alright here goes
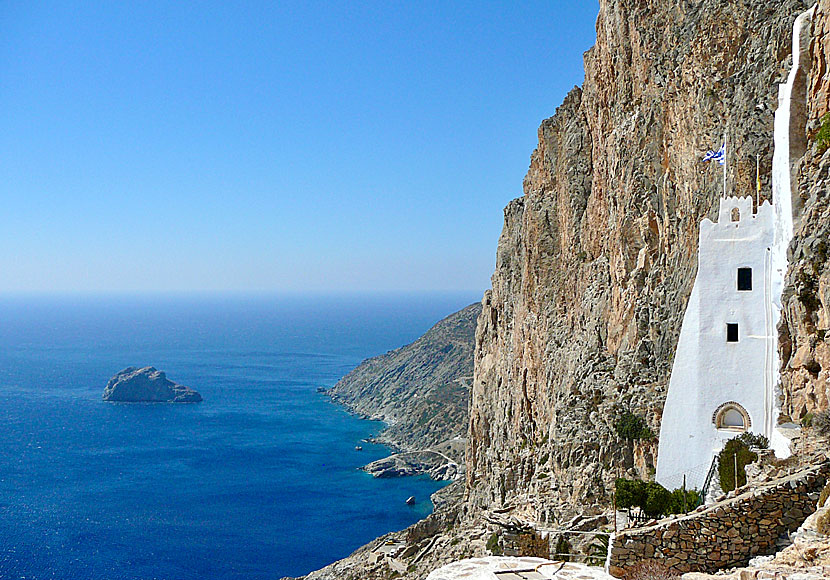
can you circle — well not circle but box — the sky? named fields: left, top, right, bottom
left=0, top=1, right=599, bottom=294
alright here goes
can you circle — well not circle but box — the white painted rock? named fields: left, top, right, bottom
left=425, top=557, right=615, bottom=580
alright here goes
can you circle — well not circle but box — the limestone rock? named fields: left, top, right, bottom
left=779, top=0, right=830, bottom=424
left=466, top=0, right=814, bottom=522
left=103, top=367, right=202, bottom=403
left=329, top=303, right=480, bottom=467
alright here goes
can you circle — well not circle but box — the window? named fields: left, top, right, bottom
left=731, top=207, right=740, bottom=222
left=721, top=408, right=746, bottom=428
left=727, top=323, right=739, bottom=342
left=713, top=402, right=751, bottom=431
left=738, top=267, right=752, bottom=291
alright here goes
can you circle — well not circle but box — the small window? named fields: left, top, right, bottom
left=721, top=408, right=746, bottom=429
left=731, top=208, right=740, bottom=222
left=727, top=323, right=739, bottom=342
left=737, top=267, right=752, bottom=291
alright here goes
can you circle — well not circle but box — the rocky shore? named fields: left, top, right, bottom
left=327, top=303, right=479, bottom=476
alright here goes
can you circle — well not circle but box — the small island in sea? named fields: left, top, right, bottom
left=103, top=367, right=202, bottom=403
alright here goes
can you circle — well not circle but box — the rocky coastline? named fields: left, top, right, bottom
left=326, top=302, right=479, bottom=479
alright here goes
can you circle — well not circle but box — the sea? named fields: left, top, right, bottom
left=0, top=292, right=479, bottom=580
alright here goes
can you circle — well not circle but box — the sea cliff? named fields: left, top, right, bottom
left=300, top=1, right=830, bottom=578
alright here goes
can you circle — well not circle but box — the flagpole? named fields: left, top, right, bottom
left=756, top=154, right=761, bottom=210
left=722, top=131, right=727, bottom=198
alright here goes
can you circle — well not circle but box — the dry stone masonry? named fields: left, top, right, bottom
left=608, top=461, right=830, bottom=577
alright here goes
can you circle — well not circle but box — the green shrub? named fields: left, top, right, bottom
left=814, top=112, right=830, bottom=154
left=615, top=479, right=683, bottom=517
left=642, top=482, right=672, bottom=518
left=615, top=478, right=647, bottom=510
left=737, top=432, right=769, bottom=450
left=615, top=412, right=655, bottom=440
left=802, top=412, right=815, bottom=427
left=486, top=532, right=501, bottom=556
left=718, top=437, right=758, bottom=492
left=819, top=483, right=830, bottom=508
left=553, top=535, right=571, bottom=562
left=668, top=488, right=701, bottom=514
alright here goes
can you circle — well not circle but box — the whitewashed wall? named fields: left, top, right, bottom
left=656, top=197, right=775, bottom=490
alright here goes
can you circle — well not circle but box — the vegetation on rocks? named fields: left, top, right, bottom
left=616, top=479, right=700, bottom=517
left=813, top=112, right=830, bottom=154
left=614, top=412, right=655, bottom=441
left=485, top=532, right=501, bottom=556
left=718, top=436, right=762, bottom=492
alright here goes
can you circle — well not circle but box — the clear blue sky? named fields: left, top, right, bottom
left=0, top=1, right=599, bottom=294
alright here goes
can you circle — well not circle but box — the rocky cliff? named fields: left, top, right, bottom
left=329, top=303, right=480, bottom=460
left=779, top=0, right=830, bottom=422
left=466, top=0, right=815, bottom=524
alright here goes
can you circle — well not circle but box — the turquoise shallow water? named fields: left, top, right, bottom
left=0, top=293, right=477, bottom=579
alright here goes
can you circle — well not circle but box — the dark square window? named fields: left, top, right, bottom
left=727, top=323, right=739, bottom=342
left=738, top=267, right=752, bottom=291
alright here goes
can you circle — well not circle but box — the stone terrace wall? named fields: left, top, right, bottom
left=608, top=462, right=830, bottom=577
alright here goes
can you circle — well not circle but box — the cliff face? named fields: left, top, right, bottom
left=466, top=0, right=813, bottom=522
left=779, top=0, right=830, bottom=421
left=329, top=303, right=480, bottom=456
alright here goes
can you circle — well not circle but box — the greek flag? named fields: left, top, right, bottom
left=702, top=143, right=725, bottom=165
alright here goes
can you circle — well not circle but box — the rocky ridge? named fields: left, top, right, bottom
left=328, top=303, right=480, bottom=468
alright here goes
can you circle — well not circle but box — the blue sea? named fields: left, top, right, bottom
left=0, top=292, right=478, bottom=580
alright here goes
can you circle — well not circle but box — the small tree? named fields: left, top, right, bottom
left=718, top=437, right=758, bottom=492
left=615, top=478, right=647, bottom=510
left=642, top=482, right=672, bottom=518
left=668, top=488, right=700, bottom=514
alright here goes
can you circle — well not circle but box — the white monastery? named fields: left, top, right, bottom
left=656, top=7, right=816, bottom=491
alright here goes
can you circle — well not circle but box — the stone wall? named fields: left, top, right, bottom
left=608, top=461, right=830, bottom=577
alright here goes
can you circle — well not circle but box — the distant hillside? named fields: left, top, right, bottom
left=328, top=302, right=481, bottom=458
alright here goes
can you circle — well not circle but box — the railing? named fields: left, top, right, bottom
left=699, top=454, right=720, bottom=506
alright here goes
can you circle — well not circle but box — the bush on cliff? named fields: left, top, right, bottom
left=615, top=479, right=675, bottom=518
left=814, top=112, right=830, bottom=154
left=614, top=412, right=655, bottom=440
left=718, top=437, right=758, bottom=492
left=486, top=532, right=501, bottom=556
